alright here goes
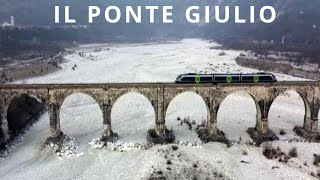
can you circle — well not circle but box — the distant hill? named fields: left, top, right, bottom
left=0, top=0, right=95, bottom=25
left=202, top=0, right=320, bottom=44
left=0, top=0, right=198, bottom=38
left=0, top=0, right=319, bottom=44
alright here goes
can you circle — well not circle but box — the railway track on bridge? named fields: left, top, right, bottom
left=0, top=81, right=319, bottom=89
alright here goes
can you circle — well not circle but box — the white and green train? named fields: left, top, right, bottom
left=175, top=72, right=277, bottom=84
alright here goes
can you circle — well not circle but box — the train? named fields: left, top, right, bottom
left=175, top=72, right=277, bottom=84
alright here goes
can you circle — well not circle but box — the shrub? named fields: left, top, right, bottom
left=247, top=128, right=279, bottom=146
left=263, top=144, right=275, bottom=159
left=313, top=154, right=320, bottom=166
left=289, top=147, right=298, bottom=158
left=242, top=150, right=248, bottom=155
left=196, top=128, right=230, bottom=146
left=263, top=144, right=288, bottom=160
left=171, top=145, right=178, bottom=151
left=193, top=163, right=198, bottom=168
left=146, top=129, right=175, bottom=144
left=218, top=52, right=226, bottom=56
left=279, top=129, right=286, bottom=135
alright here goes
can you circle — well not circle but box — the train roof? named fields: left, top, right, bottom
left=180, top=72, right=274, bottom=75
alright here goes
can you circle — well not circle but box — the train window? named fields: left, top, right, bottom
left=184, top=76, right=195, bottom=82
left=242, top=75, right=254, bottom=81
left=214, top=76, right=227, bottom=82
left=180, top=77, right=186, bottom=81
left=201, top=76, right=213, bottom=82
left=260, top=75, right=273, bottom=81
left=231, top=75, right=240, bottom=82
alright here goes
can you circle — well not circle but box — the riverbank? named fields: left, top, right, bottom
left=0, top=52, right=65, bottom=84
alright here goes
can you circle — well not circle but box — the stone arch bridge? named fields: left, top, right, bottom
left=0, top=82, right=319, bottom=144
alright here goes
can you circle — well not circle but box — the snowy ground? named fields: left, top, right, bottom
left=1, top=39, right=320, bottom=179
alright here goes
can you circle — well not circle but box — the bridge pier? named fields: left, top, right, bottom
left=256, top=99, right=272, bottom=134
left=206, top=99, right=218, bottom=135
left=102, top=103, right=112, bottom=138
left=155, top=123, right=166, bottom=135
left=256, top=118, right=269, bottom=134
left=0, top=106, right=9, bottom=146
left=304, top=104, right=319, bottom=132
left=48, top=103, right=61, bottom=137
left=304, top=117, right=318, bottom=133
left=155, top=87, right=166, bottom=135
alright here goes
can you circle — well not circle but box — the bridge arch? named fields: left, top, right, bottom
left=164, top=89, right=211, bottom=119
left=59, top=93, right=104, bottom=142
left=269, top=90, right=312, bottom=134
left=108, top=88, right=157, bottom=107
left=217, top=91, right=261, bottom=140
left=56, top=90, right=103, bottom=110
left=110, top=92, right=155, bottom=142
left=2, top=93, right=45, bottom=138
left=165, top=91, right=209, bottom=140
